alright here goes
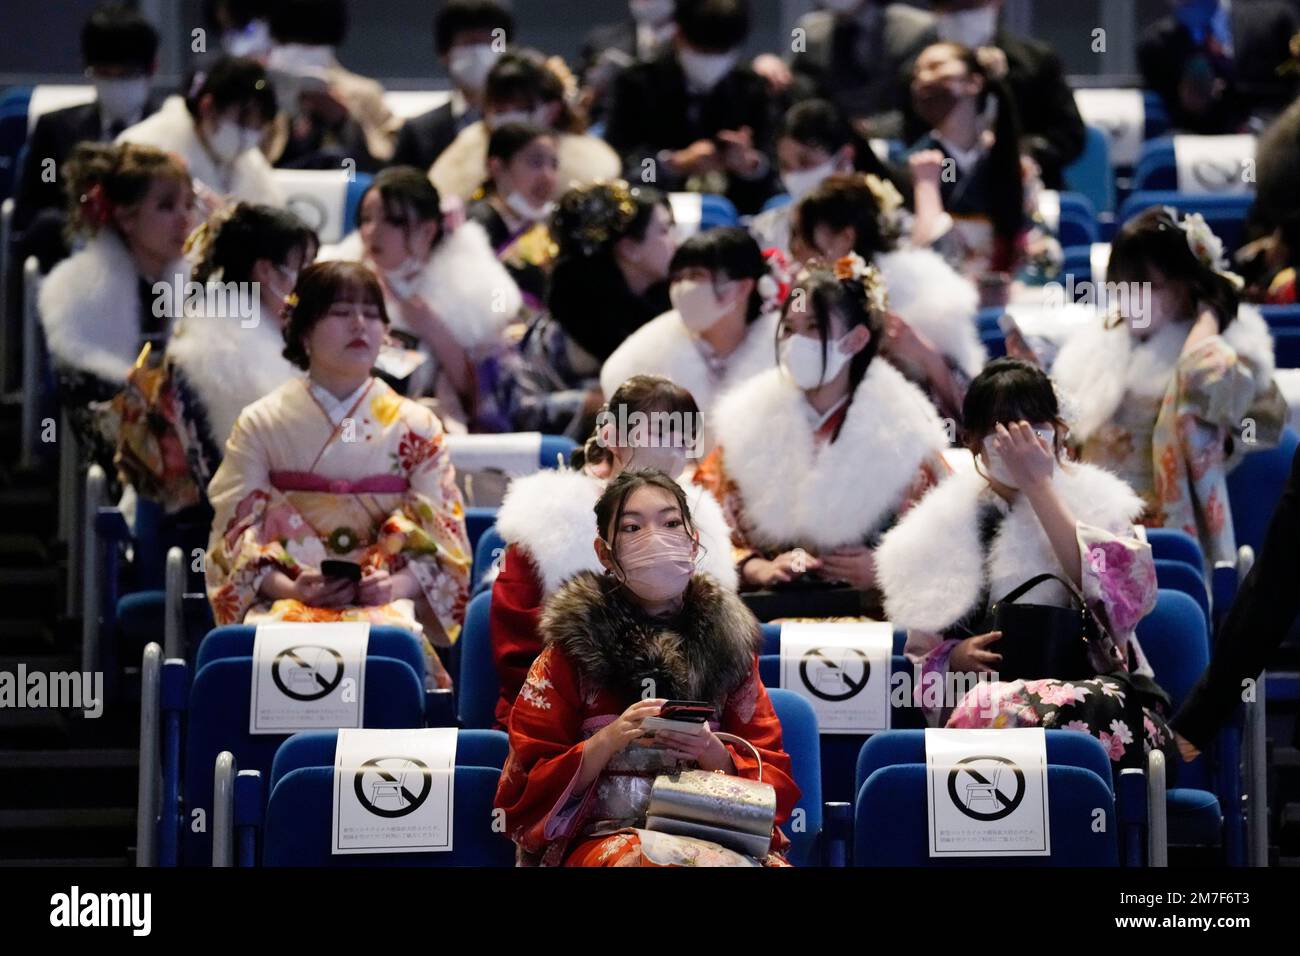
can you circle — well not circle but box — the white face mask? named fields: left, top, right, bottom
left=486, top=106, right=546, bottom=131
left=781, top=157, right=838, bottom=203
left=671, top=279, right=735, bottom=333
left=936, top=6, right=999, bottom=48
left=448, top=43, right=499, bottom=94
left=94, top=77, right=151, bottom=125
left=979, top=426, right=1056, bottom=489
left=207, top=119, right=259, bottom=163
left=504, top=190, right=556, bottom=223
left=223, top=18, right=273, bottom=59
left=624, top=444, right=688, bottom=478
left=779, top=332, right=855, bottom=390
left=678, top=47, right=739, bottom=92
left=630, top=0, right=676, bottom=25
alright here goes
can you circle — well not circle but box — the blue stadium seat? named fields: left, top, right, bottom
left=766, top=688, right=822, bottom=867
left=1272, top=328, right=1300, bottom=367
left=1226, top=427, right=1299, bottom=557
left=761, top=193, right=793, bottom=214
left=1131, top=137, right=1179, bottom=192
left=464, top=506, right=497, bottom=559
left=758, top=622, right=906, bottom=657
left=472, top=524, right=506, bottom=594
left=457, top=590, right=498, bottom=729
left=1055, top=192, right=1100, bottom=248
left=1063, top=126, right=1115, bottom=214
left=699, top=194, right=740, bottom=230
left=1155, top=559, right=1210, bottom=623
left=1060, top=244, right=1094, bottom=284
left=261, top=765, right=514, bottom=866
left=853, top=764, right=1119, bottom=866
left=1145, top=527, right=1204, bottom=572
left=176, top=654, right=425, bottom=865
left=1117, top=191, right=1254, bottom=253
left=268, top=728, right=509, bottom=794
left=854, top=729, right=1113, bottom=805
left=195, top=624, right=426, bottom=679
left=1142, top=91, right=1170, bottom=140
left=0, top=87, right=33, bottom=199
left=1258, top=304, right=1300, bottom=328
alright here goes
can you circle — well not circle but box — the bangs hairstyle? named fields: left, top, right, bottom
left=578, top=374, right=702, bottom=469
left=487, top=121, right=555, bottom=166
left=675, top=0, right=750, bottom=52
left=669, top=227, right=767, bottom=324
left=593, top=469, right=699, bottom=560
left=961, top=357, right=1067, bottom=452
left=780, top=263, right=884, bottom=442
left=362, top=165, right=445, bottom=241
left=83, top=1, right=160, bottom=69
left=282, top=260, right=389, bottom=369
left=186, top=55, right=277, bottom=123
left=434, top=0, right=515, bottom=55
left=1107, top=206, right=1240, bottom=330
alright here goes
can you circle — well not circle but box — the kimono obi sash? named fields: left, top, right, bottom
left=581, top=725, right=695, bottom=835
left=269, top=470, right=410, bottom=495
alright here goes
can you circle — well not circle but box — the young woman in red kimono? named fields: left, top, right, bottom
left=489, top=375, right=737, bottom=728
left=494, top=470, right=800, bottom=867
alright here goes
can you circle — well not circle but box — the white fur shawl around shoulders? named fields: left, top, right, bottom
left=877, top=247, right=985, bottom=378
left=494, top=467, right=739, bottom=595
left=711, top=361, right=950, bottom=551
left=875, top=461, right=1146, bottom=633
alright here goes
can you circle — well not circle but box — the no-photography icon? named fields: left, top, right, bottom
left=353, top=756, right=433, bottom=818
left=945, top=754, right=1026, bottom=822
left=271, top=644, right=345, bottom=701
left=798, top=646, right=870, bottom=702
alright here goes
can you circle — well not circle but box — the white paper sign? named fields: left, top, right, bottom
left=445, top=432, right=543, bottom=477
left=1073, top=88, right=1144, bottom=167
left=331, top=727, right=458, bottom=854
left=779, top=622, right=892, bottom=734
left=925, top=727, right=1050, bottom=858
left=250, top=622, right=369, bottom=735
left=1173, top=134, right=1255, bottom=195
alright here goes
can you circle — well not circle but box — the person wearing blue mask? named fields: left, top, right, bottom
left=1139, top=0, right=1299, bottom=134
left=604, top=0, right=778, bottom=215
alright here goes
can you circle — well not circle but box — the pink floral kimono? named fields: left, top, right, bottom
left=205, top=377, right=471, bottom=651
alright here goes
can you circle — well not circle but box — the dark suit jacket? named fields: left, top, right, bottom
left=391, top=102, right=465, bottom=173
left=14, top=102, right=108, bottom=232
left=995, top=31, right=1086, bottom=189
left=604, top=52, right=778, bottom=214
left=1173, top=448, right=1300, bottom=749
left=1139, top=0, right=1300, bottom=134
left=580, top=21, right=637, bottom=78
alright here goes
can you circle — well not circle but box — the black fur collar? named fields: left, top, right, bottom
left=540, top=571, right=761, bottom=706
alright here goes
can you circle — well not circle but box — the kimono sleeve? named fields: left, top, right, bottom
left=204, top=411, right=287, bottom=625
left=376, top=402, right=471, bottom=644
left=1076, top=521, right=1158, bottom=642
left=494, top=646, right=598, bottom=855
left=489, top=544, right=546, bottom=727
left=720, top=657, right=801, bottom=835
left=1177, top=335, right=1263, bottom=429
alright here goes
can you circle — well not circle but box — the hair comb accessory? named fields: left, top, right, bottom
left=757, top=247, right=793, bottom=314
left=862, top=173, right=905, bottom=241
left=832, top=253, right=889, bottom=313
left=559, top=180, right=640, bottom=257
left=1174, top=210, right=1245, bottom=291
left=80, top=182, right=113, bottom=228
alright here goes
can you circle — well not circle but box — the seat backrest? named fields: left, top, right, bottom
left=472, top=526, right=507, bottom=593
left=1062, top=125, right=1115, bottom=214
left=854, top=764, right=1118, bottom=866
left=194, top=625, right=426, bottom=684
left=1144, top=527, right=1205, bottom=571
left=269, top=728, right=509, bottom=792
left=273, top=168, right=372, bottom=243
left=181, top=655, right=424, bottom=865
left=1136, top=588, right=1211, bottom=789
left=1039, top=190, right=1099, bottom=248
left=457, top=590, right=498, bottom=729
left=262, top=765, right=514, bottom=866
left=538, top=434, right=578, bottom=470
left=1226, top=428, right=1299, bottom=557
left=765, top=688, right=822, bottom=867
left=854, top=729, right=1113, bottom=803
left=464, top=506, right=497, bottom=558
left=1117, top=191, right=1253, bottom=253
left=1154, top=559, right=1210, bottom=623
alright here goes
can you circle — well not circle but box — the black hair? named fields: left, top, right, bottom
left=282, top=260, right=388, bottom=369
left=185, top=56, right=277, bottom=123
left=1107, top=206, right=1240, bottom=330
left=594, top=469, right=699, bottom=569
left=485, top=48, right=583, bottom=133
left=961, top=357, right=1067, bottom=453
left=794, top=174, right=898, bottom=259
left=203, top=0, right=271, bottom=30
left=913, top=42, right=1025, bottom=244
left=83, top=1, right=159, bottom=70
left=434, top=0, right=515, bottom=56
left=268, top=0, right=348, bottom=46
left=675, top=0, right=750, bottom=52
left=669, top=227, right=767, bottom=324
left=780, top=262, right=885, bottom=442
left=359, top=165, right=446, bottom=250
left=551, top=181, right=668, bottom=260
left=486, top=121, right=554, bottom=166
left=578, top=374, right=702, bottom=470
left=192, top=203, right=318, bottom=285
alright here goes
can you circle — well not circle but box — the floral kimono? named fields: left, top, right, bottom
left=696, top=362, right=950, bottom=580
left=205, top=376, right=471, bottom=649
left=874, top=461, right=1173, bottom=772
left=1053, top=305, right=1287, bottom=566
left=495, top=572, right=800, bottom=867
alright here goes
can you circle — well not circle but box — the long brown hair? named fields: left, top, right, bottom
left=576, top=374, right=701, bottom=470
left=63, top=141, right=191, bottom=240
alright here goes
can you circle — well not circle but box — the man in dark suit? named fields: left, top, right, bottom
left=918, top=0, right=1084, bottom=189
left=12, top=2, right=161, bottom=268
left=579, top=1, right=678, bottom=124
left=391, top=0, right=516, bottom=172
left=783, top=0, right=936, bottom=140
left=604, top=0, right=777, bottom=215
left=1139, top=0, right=1300, bottom=134
left=1173, top=448, right=1300, bottom=758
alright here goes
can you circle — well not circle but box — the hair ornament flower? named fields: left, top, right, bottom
left=758, top=247, right=793, bottom=313
left=862, top=173, right=905, bottom=240
left=1169, top=208, right=1245, bottom=291
left=833, top=252, right=889, bottom=314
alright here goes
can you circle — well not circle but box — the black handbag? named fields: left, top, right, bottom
left=990, top=573, right=1120, bottom=683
